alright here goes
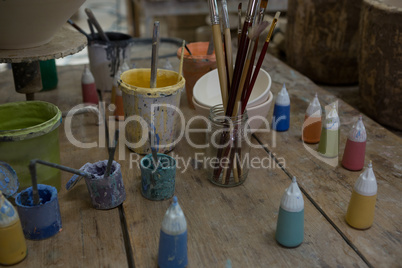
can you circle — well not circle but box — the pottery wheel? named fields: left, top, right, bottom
left=0, top=25, right=87, bottom=63
left=0, top=25, right=87, bottom=100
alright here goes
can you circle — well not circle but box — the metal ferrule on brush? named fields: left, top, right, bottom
left=208, top=0, right=220, bottom=25
left=245, top=0, right=258, bottom=23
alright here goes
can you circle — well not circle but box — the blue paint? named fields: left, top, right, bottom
left=14, top=184, right=62, bottom=240
left=272, top=104, right=290, bottom=131
left=275, top=208, right=304, bottom=247
left=158, top=230, right=188, bottom=268
left=0, top=161, right=19, bottom=198
left=140, top=154, right=176, bottom=201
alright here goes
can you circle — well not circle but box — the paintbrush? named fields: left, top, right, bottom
left=30, top=159, right=93, bottom=204
left=238, top=3, right=242, bottom=46
left=221, top=0, right=233, bottom=83
left=221, top=21, right=268, bottom=184
left=148, top=130, right=159, bottom=171
left=178, top=40, right=185, bottom=83
left=97, top=93, right=110, bottom=151
left=85, top=8, right=110, bottom=42
left=67, top=19, right=91, bottom=40
left=242, top=12, right=280, bottom=113
left=232, top=21, right=269, bottom=116
left=150, top=21, right=160, bottom=88
left=225, top=0, right=258, bottom=117
left=239, top=0, right=269, bottom=105
left=105, top=129, right=119, bottom=177
left=258, top=0, right=269, bottom=23
left=207, top=35, right=214, bottom=55
left=208, top=0, right=228, bottom=109
left=87, top=19, right=95, bottom=40
left=185, top=44, right=192, bottom=56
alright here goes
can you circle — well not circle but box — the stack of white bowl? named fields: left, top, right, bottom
left=192, top=68, right=273, bottom=132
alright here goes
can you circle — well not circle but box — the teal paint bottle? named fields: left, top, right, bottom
left=275, top=176, right=304, bottom=247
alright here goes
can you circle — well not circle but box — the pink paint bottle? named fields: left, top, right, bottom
left=342, top=115, right=367, bottom=171
left=81, top=65, right=99, bottom=104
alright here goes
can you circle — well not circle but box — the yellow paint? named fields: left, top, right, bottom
left=120, top=68, right=185, bottom=154
left=0, top=220, right=27, bottom=265
left=345, top=191, right=377, bottom=229
left=120, top=68, right=185, bottom=97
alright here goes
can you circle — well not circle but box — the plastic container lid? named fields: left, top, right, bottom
left=348, top=115, right=367, bottom=142
left=0, top=189, right=19, bottom=227
left=161, top=196, right=187, bottom=235
left=0, top=161, right=19, bottom=198
left=275, top=83, right=290, bottom=106
left=306, top=93, right=322, bottom=117
left=280, top=177, right=304, bottom=212
left=324, top=103, right=339, bottom=130
left=354, top=161, right=377, bottom=196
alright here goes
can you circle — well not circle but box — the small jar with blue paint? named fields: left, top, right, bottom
left=15, top=184, right=62, bottom=240
left=140, top=154, right=176, bottom=201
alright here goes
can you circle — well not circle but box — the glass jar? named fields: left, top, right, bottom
left=206, top=104, right=251, bottom=187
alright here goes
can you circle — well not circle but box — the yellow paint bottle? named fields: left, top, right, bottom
left=0, top=190, right=27, bottom=265
left=345, top=161, right=377, bottom=229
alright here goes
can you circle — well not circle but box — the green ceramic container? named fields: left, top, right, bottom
left=0, top=101, right=62, bottom=190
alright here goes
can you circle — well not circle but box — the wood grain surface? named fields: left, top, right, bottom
left=254, top=54, right=402, bottom=267
left=0, top=53, right=400, bottom=267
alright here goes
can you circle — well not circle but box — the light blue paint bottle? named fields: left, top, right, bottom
left=158, top=196, right=188, bottom=268
left=275, top=176, right=304, bottom=247
left=272, top=83, right=290, bottom=131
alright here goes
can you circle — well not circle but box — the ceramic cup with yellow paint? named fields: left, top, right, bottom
left=119, top=68, right=185, bottom=154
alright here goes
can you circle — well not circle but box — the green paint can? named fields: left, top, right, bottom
left=0, top=101, right=62, bottom=190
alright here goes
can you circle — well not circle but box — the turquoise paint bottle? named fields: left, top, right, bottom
left=275, top=176, right=304, bottom=247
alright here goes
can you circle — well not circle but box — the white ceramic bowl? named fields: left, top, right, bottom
left=192, top=91, right=274, bottom=132
left=193, top=67, right=272, bottom=108
left=0, top=0, right=85, bottom=49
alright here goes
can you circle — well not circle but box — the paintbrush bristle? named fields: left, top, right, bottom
left=238, top=2, right=242, bottom=10
left=260, top=0, right=268, bottom=9
left=274, top=11, right=281, bottom=20
left=247, top=21, right=269, bottom=40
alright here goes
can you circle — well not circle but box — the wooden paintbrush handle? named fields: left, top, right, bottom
left=212, top=24, right=228, bottom=109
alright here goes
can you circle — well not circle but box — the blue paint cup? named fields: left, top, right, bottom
left=83, top=161, right=126, bottom=210
left=66, top=160, right=126, bottom=210
left=140, top=154, right=176, bottom=201
left=14, top=184, right=62, bottom=240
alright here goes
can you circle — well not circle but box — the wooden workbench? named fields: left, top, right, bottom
left=0, top=52, right=400, bottom=267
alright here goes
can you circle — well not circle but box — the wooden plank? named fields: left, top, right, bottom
left=253, top=54, right=402, bottom=267
left=0, top=66, right=128, bottom=267
left=120, top=103, right=366, bottom=267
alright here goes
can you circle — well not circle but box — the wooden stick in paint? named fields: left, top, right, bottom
left=84, top=8, right=110, bottom=42
left=177, top=40, right=185, bottom=83
left=150, top=21, right=160, bottom=88
left=208, top=0, right=228, bottom=109
left=105, top=129, right=119, bottom=178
